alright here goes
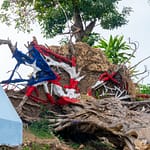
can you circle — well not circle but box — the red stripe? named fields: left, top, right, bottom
left=32, top=41, right=76, bottom=66
left=87, top=88, right=92, bottom=96
left=57, top=96, right=79, bottom=105
left=46, top=93, right=55, bottom=104
left=99, top=72, right=119, bottom=84
left=64, top=78, right=79, bottom=92
left=25, top=86, right=36, bottom=97
left=29, top=95, right=48, bottom=104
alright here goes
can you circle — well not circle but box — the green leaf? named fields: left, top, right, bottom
left=95, top=35, right=135, bottom=64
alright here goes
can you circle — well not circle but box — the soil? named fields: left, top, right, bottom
left=23, top=129, right=74, bottom=150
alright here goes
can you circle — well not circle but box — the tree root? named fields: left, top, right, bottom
left=45, top=98, right=150, bottom=150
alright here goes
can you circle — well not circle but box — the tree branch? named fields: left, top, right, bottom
left=85, top=20, right=96, bottom=35
left=130, top=56, right=150, bottom=70
left=0, top=39, right=17, bottom=54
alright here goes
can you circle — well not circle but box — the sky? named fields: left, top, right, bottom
left=0, top=0, right=150, bottom=85
left=100, top=0, right=150, bottom=84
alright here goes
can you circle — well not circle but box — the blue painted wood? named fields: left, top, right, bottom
left=0, top=85, right=22, bottom=146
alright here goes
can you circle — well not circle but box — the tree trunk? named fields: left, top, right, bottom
left=71, top=1, right=96, bottom=42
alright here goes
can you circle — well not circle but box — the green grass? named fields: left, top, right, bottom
left=29, top=119, right=54, bottom=139
left=139, top=84, right=150, bottom=94
left=23, top=143, right=51, bottom=150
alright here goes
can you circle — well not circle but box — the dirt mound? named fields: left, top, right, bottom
left=49, top=42, right=135, bottom=96
left=49, top=42, right=111, bottom=73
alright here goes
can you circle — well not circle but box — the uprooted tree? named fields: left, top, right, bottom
left=0, top=38, right=150, bottom=150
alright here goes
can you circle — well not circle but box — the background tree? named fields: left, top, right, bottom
left=0, top=0, right=132, bottom=43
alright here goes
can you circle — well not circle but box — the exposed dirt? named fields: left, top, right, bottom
left=23, top=129, right=74, bottom=150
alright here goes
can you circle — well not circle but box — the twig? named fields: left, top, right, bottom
left=136, top=71, right=150, bottom=84
left=130, top=56, right=150, bottom=70
left=132, top=65, right=147, bottom=77
left=122, top=38, right=138, bottom=65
